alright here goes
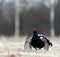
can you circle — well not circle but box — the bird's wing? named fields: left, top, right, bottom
left=42, top=36, right=50, bottom=51
left=24, top=36, right=32, bottom=51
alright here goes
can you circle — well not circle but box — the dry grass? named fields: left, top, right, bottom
left=4, top=55, right=15, bottom=57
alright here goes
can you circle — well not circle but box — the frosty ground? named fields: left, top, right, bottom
left=0, top=36, right=60, bottom=57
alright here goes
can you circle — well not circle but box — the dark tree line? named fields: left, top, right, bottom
left=0, top=1, right=60, bottom=37
left=0, top=1, right=15, bottom=36
left=54, top=2, right=60, bottom=36
left=20, top=4, right=50, bottom=36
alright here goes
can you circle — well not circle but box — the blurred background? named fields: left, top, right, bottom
left=0, top=1, right=60, bottom=57
left=0, top=0, right=60, bottom=37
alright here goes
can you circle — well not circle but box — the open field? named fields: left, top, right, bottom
left=0, top=36, right=60, bottom=57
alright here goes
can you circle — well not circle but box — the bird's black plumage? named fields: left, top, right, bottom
left=31, top=35, right=45, bottom=50
left=24, top=34, right=53, bottom=51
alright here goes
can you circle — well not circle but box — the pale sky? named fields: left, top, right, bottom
left=5, top=0, right=13, bottom=2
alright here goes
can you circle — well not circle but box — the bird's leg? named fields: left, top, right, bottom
left=35, top=48, right=37, bottom=51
